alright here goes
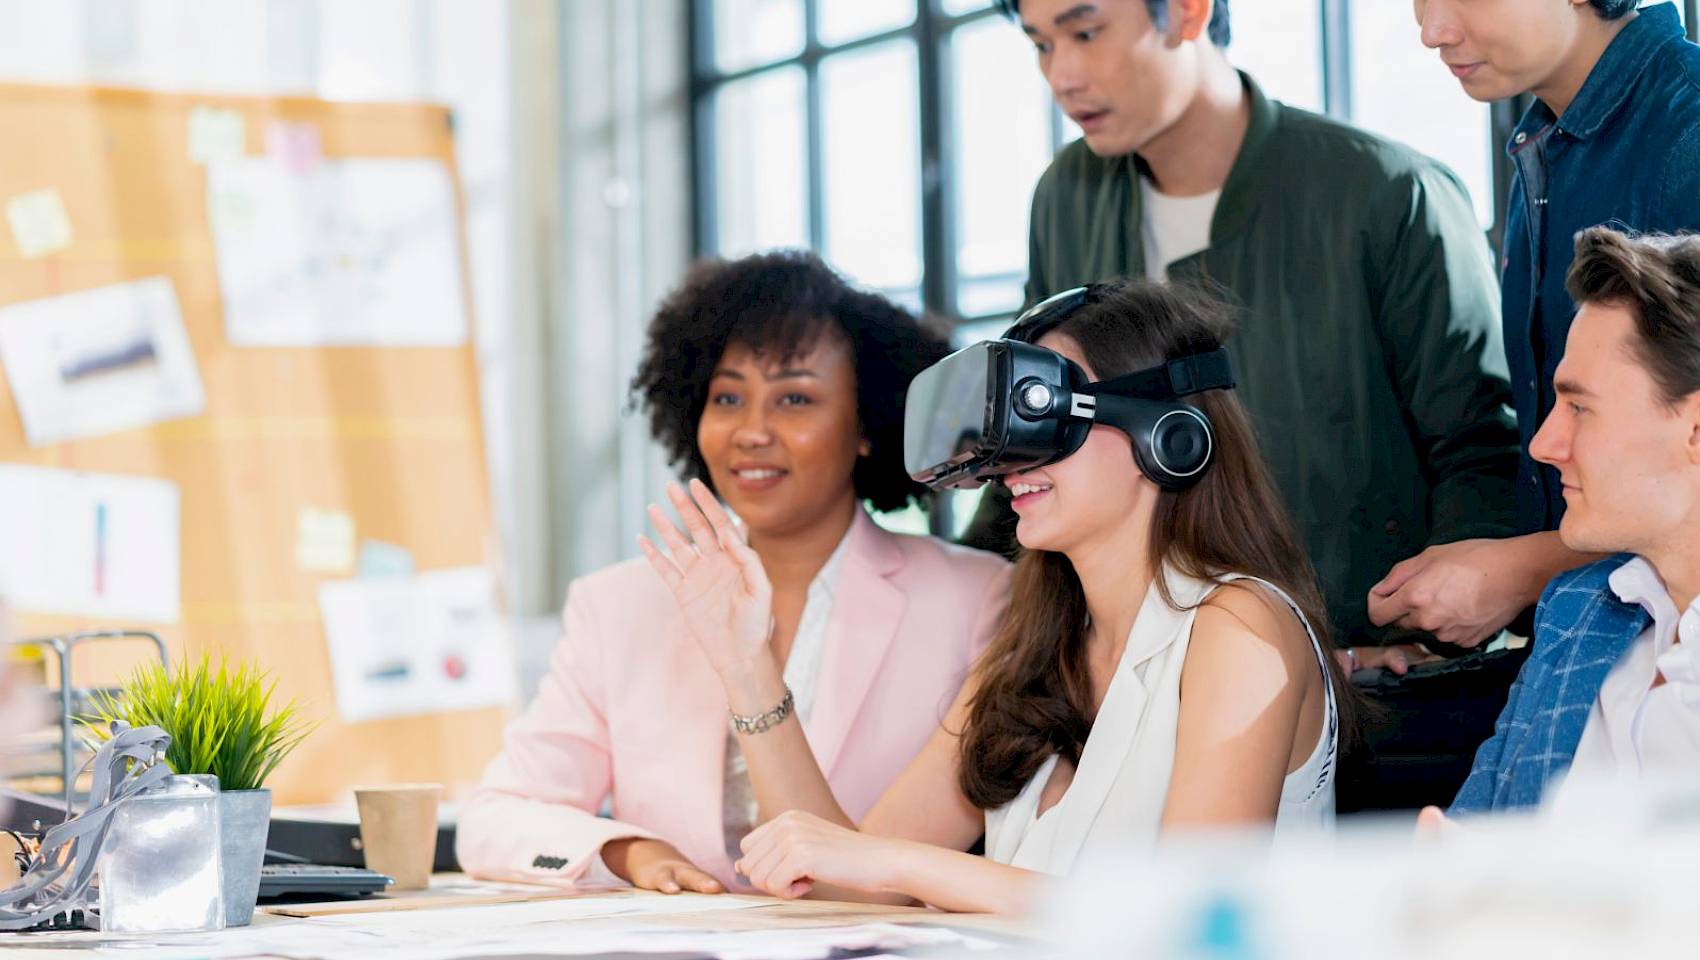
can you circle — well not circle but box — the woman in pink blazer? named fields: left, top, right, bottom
left=457, top=252, right=1010, bottom=894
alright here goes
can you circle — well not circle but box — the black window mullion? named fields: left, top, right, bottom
left=1320, top=0, right=1352, bottom=120
left=688, top=0, right=714, bottom=257
left=1689, top=0, right=1698, bottom=42
left=805, top=0, right=827, bottom=253
left=919, top=2, right=954, bottom=318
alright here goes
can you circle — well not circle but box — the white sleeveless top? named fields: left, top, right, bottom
left=984, top=566, right=1338, bottom=874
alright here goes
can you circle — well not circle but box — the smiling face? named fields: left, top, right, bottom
left=1529, top=301, right=1700, bottom=555
left=1414, top=0, right=1598, bottom=103
left=1003, top=331, right=1159, bottom=554
left=1018, top=0, right=1204, bottom=158
left=695, top=332, right=868, bottom=540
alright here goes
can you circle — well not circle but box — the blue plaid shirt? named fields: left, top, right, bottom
left=1450, top=554, right=1651, bottom=815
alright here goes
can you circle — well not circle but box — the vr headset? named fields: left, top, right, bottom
left=903, top=285, right=1236, bottom=491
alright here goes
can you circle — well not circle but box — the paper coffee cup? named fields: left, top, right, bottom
left=352, top=783, right=441, bottom=891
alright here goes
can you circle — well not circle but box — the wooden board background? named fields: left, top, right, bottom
left=0, top=84, right=507, bottom=805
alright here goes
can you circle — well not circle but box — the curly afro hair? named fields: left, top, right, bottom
left=631, top=250, right=951, bottom=514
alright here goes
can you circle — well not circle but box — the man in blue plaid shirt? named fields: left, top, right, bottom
left=1437, top=226, right=1700, bottom=819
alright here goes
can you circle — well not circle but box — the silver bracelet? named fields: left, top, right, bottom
left=729, top=687, right=794, bottom=735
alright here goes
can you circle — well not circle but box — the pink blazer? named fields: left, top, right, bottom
left=457, top=509, right=1011, bottom=890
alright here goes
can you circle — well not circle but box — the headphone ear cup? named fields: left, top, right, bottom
left=1132, top=404, right=1215, bottom=490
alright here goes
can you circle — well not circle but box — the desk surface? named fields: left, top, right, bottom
left=1, top=875, right=1039, bottom=959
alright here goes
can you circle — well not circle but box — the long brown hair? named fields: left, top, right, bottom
left=957, top=280, right=1360, bottom=810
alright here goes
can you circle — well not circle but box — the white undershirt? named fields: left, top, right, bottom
left=1564, top=557, right=1700, bottom=786
left=1138, top=175, right=1218, bottom=282
left=720, top=527, right=853, bottom=862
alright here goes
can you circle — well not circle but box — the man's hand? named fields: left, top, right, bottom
left=1368, top=537, right=1554, bottom=649
left=1334, top=643, right=1443, bottom=677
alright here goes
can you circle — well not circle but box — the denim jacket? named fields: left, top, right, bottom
left=1503, top=3, right=1700, bottom=533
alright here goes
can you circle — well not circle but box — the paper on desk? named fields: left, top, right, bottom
left=0, top=465, right=179, bottom=622
left=207, top=156, right=467, bottom=347
left=0, top=897, right=1012, bottom=960
left=0, top=276, right=206, bottom=447
left=5, top=187, right=73, bottom=258
left=318, top=567, right=516, bottom=724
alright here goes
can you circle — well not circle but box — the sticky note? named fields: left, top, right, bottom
left=5, top=189, right=73, bottom=259
left=357, top=540, right=415, bottom=579
left=188, top=106, right=247, bottom=165
left=296, top=507, right=355, bottom=574
left=264, top=119, right=323, bottom=174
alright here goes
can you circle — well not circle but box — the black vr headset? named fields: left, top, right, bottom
left=903, top=285, right=1236, bottom=491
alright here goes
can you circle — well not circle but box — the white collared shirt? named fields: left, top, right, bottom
left=721, top=526, right=854, bottom=860
left=1566, top=557, right=1700, bottom=782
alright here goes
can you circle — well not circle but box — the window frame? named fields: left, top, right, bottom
left=690, top=0, right=1700, bottom=313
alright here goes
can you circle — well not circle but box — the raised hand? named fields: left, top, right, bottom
left=638, top=478, right=776, bottom=680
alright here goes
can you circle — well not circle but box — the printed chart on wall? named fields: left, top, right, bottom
left=207, top=157, right=467, bottom=347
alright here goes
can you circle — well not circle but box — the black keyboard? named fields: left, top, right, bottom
left=257, top=863, right=393, bottom=900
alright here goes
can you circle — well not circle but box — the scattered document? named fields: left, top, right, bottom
left=0, top=465, right=180, bottom=622
left=207, top=157, right=468, bottom=347
left=296, top=507, right=356, bottom=574
left=187, top=105, right=246, bottom=165
left=5, top=187, right=73, bottom=258
left=318, top=567, right=516, bottom=724
left=0, top=276, right=205, bottom=447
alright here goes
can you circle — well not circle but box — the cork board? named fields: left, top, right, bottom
left=0, top=84, right=505, bottom=804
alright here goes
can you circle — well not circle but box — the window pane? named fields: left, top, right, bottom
left=1352, top=2, right=1494, bottom=227
left=711, top=0, right=804, bottom=73
left=951, top=16, right=1053, bottom=316
left=713, top=66, right=809, bottom=256
left=817, top=0, right=915, bottom=47
left=821, top=41, right=922, bottom=292
left=1226, top=0, right=1322, bottom=113
left=941, top=0, right=994, bottom=14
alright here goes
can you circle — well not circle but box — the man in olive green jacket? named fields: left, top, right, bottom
left=974, top=0, right=1520, bottom=667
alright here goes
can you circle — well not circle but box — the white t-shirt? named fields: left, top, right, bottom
left=1138, top=175, right=1219, bottom=282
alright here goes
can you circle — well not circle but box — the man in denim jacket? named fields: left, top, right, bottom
left=1445, top=227, right=1700, bottom=816
left=1373, top=2, right=1700, bottom=655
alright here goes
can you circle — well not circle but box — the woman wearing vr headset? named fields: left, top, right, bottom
left=457, top=251, right=1010, bottom=896
left=643, top=280, right=1358, bottom=913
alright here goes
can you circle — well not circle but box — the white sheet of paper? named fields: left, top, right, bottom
left=187, top=105, right=246, bottom=165
left=0, top=276, right=206, bottom=447
left=0, top=465, right=179, bottom=622
left=5, top=187, right=73, bottom=258
left=318, top=567, right=516, bottom=724
left=207, top=157, right=467, bottom=347
left=296, top=507, right=355, bottom=574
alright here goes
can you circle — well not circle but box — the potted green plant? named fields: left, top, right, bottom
left=83, top=656, right=315, bottom=927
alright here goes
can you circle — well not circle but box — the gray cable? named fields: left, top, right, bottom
left=0, top=722, right=172, bottom=931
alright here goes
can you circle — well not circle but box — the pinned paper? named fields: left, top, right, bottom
left=264, top=119, right=323, bottom=175
left=5, top=188, right=73, bottom=259
left=357, top=540, right=415, bottom=579
left=318, top=567, right=517, bottom=723
left=0, top=276, right=206, bottom=446
left=0, top=465, right=180, bottom=623
left=187, top=105, right=246, bottom=165
left=207, top=157, right=467, bottom=347
left=296, top=507, right=356, bottom=574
